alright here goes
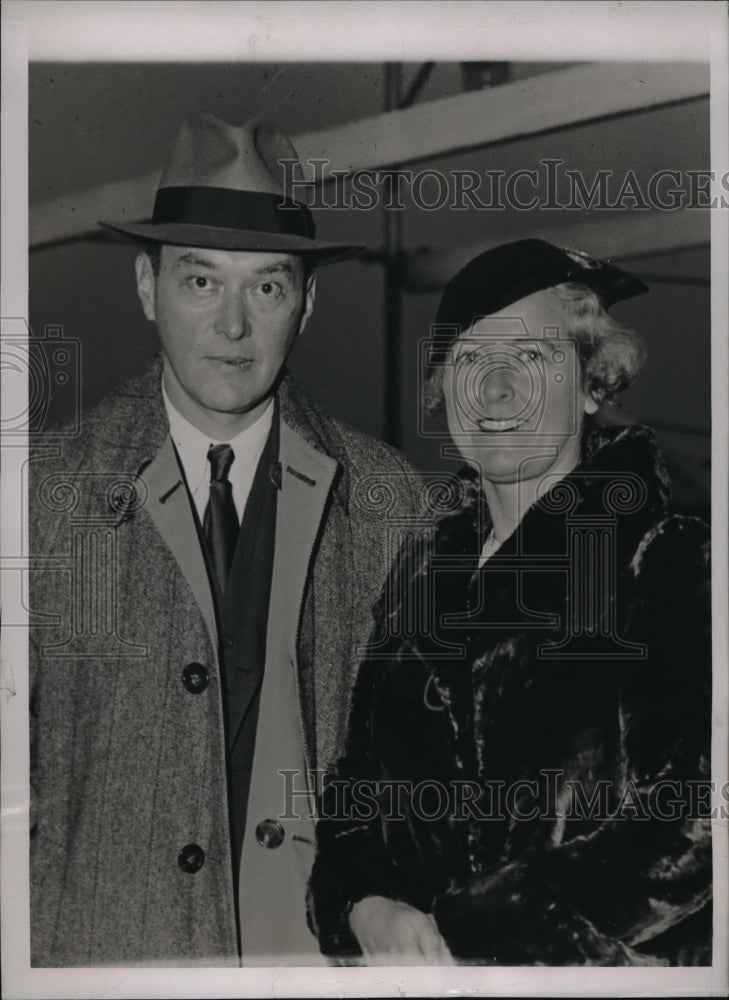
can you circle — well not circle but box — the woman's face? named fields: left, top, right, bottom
left=443, top=289, right=598, bottom=488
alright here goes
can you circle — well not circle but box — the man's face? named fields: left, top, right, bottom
left=443, top=289, right=598, bottom=488
left=136, top=245, right=315, bottom=434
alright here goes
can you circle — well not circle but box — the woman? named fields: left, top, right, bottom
left=307, top=239, right=712, bottom=966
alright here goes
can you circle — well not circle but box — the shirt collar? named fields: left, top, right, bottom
left=162, top=380, right=275, bottom=496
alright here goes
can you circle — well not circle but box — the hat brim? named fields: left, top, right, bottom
left=99, top=220, right=363, bottom=265
left=493, top=266, right=649, bottom=314
left=563, top=265, right=649, bottom=307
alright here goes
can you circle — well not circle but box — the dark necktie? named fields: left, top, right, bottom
left=203, top=443, right=239, bottom=592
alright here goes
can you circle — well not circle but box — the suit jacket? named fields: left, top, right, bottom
left=29, top=357, right=424, bottom=966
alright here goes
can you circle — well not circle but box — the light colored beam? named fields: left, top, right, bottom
left=401, top=209, right=710, bottom=291
left=297, top=61, right=708, bottom=175
left=30, top=61, right=708, bottom=248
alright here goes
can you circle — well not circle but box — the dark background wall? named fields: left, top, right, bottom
left=29, top=61, right=710, bottom=517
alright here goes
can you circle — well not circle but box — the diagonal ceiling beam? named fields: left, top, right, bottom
left=298, top=61, right=708, bottom=174
left=400, top=209, right=710, bottom=291
left=30, top=61, right=708, bottom=248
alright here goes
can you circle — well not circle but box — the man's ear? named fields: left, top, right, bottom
left=135, top=252, right=157, bottom=322
left=297, top=273, right=316, bottom=337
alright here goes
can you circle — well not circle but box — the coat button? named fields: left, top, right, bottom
left=255, top=818, right=285, bottom=849
left=221, top=635, right=234, bottom=650
left=178, top=843, right=205, bottom=873
left=182, top=662, right=209, bottom=693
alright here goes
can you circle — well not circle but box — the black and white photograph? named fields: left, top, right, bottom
left=1, top=2, right=727, bottom=997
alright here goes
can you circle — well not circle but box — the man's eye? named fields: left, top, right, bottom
left=185, top=275, right=215, bottom=292
left=253, top=280, right=283, bottom=298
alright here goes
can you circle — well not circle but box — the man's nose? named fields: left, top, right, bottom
left=214, top=291, right=249, bottom=340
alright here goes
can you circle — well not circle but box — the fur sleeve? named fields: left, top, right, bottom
left=306, top=657, right=401, bottom=959
left=307, top=532, right=432, bottom=957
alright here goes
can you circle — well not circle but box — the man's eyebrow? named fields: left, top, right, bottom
left=252, top=261, right=295, bottom=276
left=172, top=252, right=218, bottom=270
left=169, top=254, right=298, bottom=278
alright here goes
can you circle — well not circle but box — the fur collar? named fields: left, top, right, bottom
left=434, top=421, right=672, bottom=559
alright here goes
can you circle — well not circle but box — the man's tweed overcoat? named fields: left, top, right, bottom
left=29, top=358, right=424, bottom=966
left=309, top=424, right=712, bottom=966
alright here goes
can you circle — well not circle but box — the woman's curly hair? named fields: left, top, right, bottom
left=423, top=282, right=646, bottom=416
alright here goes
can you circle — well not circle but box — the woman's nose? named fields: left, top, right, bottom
left=481, top=365, right=517, bottom=403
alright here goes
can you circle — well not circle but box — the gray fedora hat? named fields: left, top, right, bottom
left=100, top=114, right=362, bottom=264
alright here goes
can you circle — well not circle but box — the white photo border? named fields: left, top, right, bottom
left=2, top=2, right=727, bottom=997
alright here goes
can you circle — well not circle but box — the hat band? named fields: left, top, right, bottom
left=152, top=186, right=315, bottom=238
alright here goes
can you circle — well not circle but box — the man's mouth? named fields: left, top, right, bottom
left=477, top=416, right=524, bottom=432
left=208, top=356, right=254, bottom=369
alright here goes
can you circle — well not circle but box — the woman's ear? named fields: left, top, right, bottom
left=583, top=391, right=600, bottom=415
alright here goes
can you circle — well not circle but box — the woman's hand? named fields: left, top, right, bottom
left=349, top=895, right=454, bottom=965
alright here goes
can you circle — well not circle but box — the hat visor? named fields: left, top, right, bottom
left=99, top=220, right=363, bottom=265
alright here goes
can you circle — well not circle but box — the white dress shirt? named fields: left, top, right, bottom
left=163, top=383, right=274, bottom=525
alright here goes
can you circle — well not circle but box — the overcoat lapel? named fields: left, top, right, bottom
left=267, top=420, right=337, bottom=772
left=91, top=357, right=218, bottom=651
left=141, top=435, right=218, bottom=651
left=120, top=361, right=341, bottom=772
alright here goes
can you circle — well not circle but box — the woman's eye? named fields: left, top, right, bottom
left=453, top=350, right=479, bottom=366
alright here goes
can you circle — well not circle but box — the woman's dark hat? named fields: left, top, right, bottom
left=100, top=114, right=362, bottom=265
left=431, top=239, right=648, bottom=364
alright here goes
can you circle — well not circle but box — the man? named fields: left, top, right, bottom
left=29, top=114, right=423, bottom=966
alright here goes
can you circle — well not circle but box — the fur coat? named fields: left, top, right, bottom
left=308, top=423, right=712, bottom=966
